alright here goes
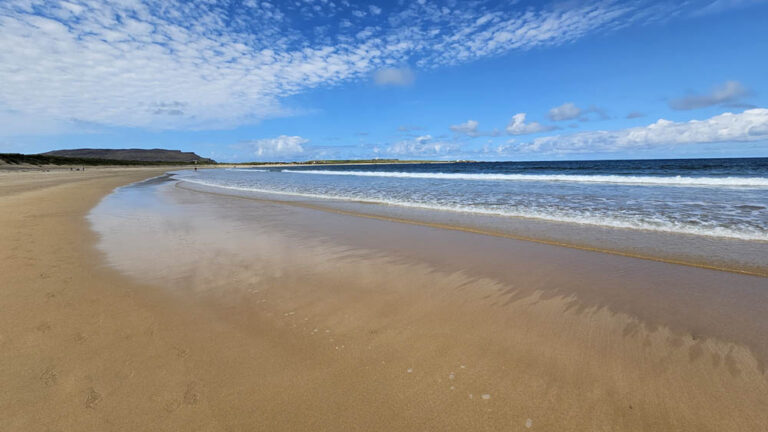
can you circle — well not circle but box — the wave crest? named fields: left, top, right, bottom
left=179, top=178, right=768, bottom=242
left=281, top=169, right=768, bottom=188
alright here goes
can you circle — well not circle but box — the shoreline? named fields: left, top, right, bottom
left=3, top=168, right=768, bottom=430
left=176, top=178, right=768, bottom=277
left=100, top=177, right=768, bottom=363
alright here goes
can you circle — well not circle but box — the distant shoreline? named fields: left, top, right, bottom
left=0, top=152, right=463, bottom=172
left=4, top=150, right=767, bottom=172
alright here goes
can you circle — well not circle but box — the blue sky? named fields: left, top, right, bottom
left=1, top=0, right=767, bottom=162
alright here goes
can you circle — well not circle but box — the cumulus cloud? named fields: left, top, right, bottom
left=450, top=120, right=480, bottom=137
left=449, top=119, right=500, bottom=137
left=241, top=135, right=308, bottom=158
left=506, top=113, right=558, bottom=135
left=0, top=0, right=731, bottom=135
left=626, top=111, right=645, bottom=119
left=669, top=81, right=751, bottom=110
left=511, top=108, right=768, bottom=154
left=373, top=67, right=415, bottom=86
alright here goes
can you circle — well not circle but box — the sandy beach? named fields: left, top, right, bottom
left=2, top=168, right=768, bottom=431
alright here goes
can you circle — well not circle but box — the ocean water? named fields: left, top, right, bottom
left=175, top=158, right=768, bottom=242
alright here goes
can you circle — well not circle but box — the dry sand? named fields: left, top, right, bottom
left=1, top=169, right=767, bottom=431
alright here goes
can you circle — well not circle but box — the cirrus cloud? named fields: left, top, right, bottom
left=0, top=0, right=736, bottom=135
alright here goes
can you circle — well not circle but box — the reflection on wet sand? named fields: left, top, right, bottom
left=87, top=177, right=768, bottom=431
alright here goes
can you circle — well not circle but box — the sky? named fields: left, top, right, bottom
left=1, top=0, right=767, bottom=162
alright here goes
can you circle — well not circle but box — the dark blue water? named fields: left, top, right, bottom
left=176, top=158, right=768, bottom=241
left=279, top=158, right=768, bottom=178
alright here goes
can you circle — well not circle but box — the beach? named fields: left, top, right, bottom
left=2, top=168, right=768, bottom=431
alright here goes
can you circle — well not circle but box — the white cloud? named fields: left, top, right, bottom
left=511, top=108, right=768, bottom=154
left=450, top=120, right=480, bottom=135
left=669, top=81, right=751, bottom=110
left=449, top=119, right=499, bottom=137
left=548, top=102, right=607, bottom=121
left=506, top=113, right=557, bottom=135
left=385, top=134, right=457, bottom=156
left=0, top=109, right=86, bottom=136
left=241, top=135, right=308, bottom=158
left=548, top=103, right=582, bottom=121
left=373, top=67, right=415, bottom=86
left=0, top=1, right=752, bottom=135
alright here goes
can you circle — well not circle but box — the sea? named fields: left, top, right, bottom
left=175, top=157, right=768, bottom=242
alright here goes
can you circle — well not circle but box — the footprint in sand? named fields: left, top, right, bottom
left=85, top=388, right=102, bottom=409
left=183, top=382, right=200, bottom=406
left=174, top=347, right=190, bottom=359
left=164, top=399, right=182, bottom=413
left=40, top=367, right=57, bottom=386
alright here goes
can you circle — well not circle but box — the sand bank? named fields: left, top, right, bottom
left=2, top=169, right=767, bottom=431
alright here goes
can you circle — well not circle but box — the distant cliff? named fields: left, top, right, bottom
left=42, top=148, right=215, bottom=163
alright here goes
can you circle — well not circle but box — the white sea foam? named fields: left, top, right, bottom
left=178, top=178, right=768, bottom=242
left=281, top=169, right=768, bottom=188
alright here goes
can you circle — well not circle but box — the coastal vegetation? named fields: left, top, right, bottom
left=1, top=151, right=456, bottom=167
left=0, top=153, right=201, bottom=166
left=239, top=158, right=453, bottom=165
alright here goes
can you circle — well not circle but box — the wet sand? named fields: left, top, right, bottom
left=2, top=169, right=768, bottom=431
left=176, top=179, right=768, bottom=277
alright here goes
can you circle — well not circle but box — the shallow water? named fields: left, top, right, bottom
left=177, top=158, right=768, bottom=242
left=88, top=175, right=768, bottom=367
left=84, top=173, right=768, bottom=429
left=167, top=169, right=768, bottom=275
